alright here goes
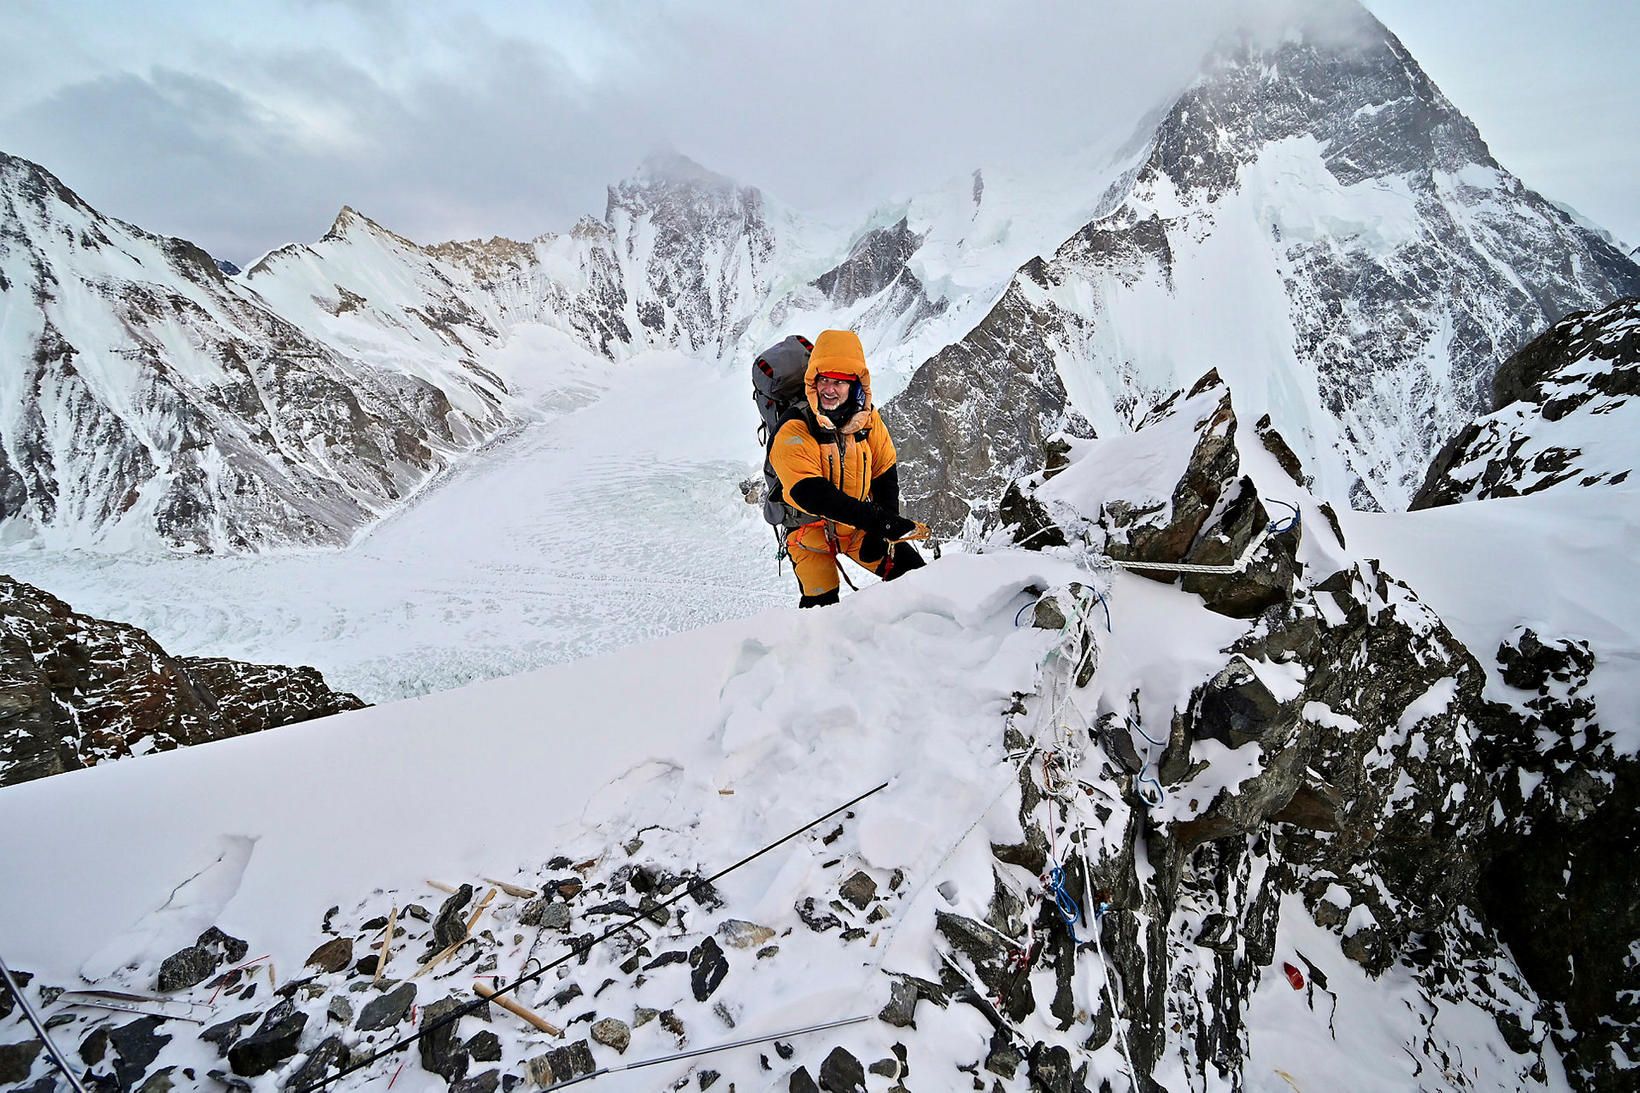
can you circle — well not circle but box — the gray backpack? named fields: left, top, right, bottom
left=752, top=334, right=815, bottom=533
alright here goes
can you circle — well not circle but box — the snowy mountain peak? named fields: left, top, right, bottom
left=322, top=203, right=420, bottom=250
left=889, top=3, right=1640, bottom=531
left=606, top=151, right=761, bottom=224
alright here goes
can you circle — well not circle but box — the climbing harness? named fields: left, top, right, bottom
left=553, top=1014, right=873, bottom=1088
left=1, top=951, right=88, bottom=1093
left=294, top=781, right=891, bottom=1092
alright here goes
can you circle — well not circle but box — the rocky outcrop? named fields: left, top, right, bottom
left=0, top=575, right=365, bottom=786
left=1413, top=297, right=1640, bottom=507
left=996, top=370, right=1302, bottom=618
left=1474, top=628, right=1639, bottom=1090
left=982, top=370, right=1630, bottom=1089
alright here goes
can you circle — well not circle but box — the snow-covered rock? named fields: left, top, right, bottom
left=0, top=574, right=364, bottom=787
left=1413, top=296, right=1640, bottom=507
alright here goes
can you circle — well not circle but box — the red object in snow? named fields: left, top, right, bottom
left=1282, top=962, right=1305, bottom=990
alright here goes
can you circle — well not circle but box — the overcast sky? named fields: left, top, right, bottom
left=1, top=0, right=1634, bottom=264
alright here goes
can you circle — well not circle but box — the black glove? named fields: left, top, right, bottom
left=875, top=513, right=917, bottom=542
left=859, top=535, right=889, bottom=563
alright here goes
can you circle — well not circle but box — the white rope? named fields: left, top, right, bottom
left=1006, top=500, right=1300, bottom=577
left=1106, top=522, right=1272, bottom=575
left=1089, top=893, right=1140, bottom=1093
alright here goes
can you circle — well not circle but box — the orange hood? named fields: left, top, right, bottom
left=805, top=329, right=874, bottom=432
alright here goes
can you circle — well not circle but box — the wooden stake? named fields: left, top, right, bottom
left=372, top=905, right=398, bottom=986
left=473, top=982, right=562, bottom=1037
left=413, top=888, right=497, bottom=978
left=427, top=879, right=459, bottom=894
left=465, top=887, right=498, bottom=933
left=411, top=936, right=468, bottom=979
left=481, top=877, right=537, bottom=899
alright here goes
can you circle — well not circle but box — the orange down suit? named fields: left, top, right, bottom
left=768, top=331, right=898, bottom=597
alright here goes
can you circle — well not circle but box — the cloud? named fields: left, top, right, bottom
left=0, top=0, right=1425, bottom=262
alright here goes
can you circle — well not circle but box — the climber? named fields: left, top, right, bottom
left=768, top=329, right=927, bottom=607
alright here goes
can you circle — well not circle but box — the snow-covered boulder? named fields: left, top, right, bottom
left=1413, top=297, right=1640, bottom=507
left=996, top=369, right=1309, bottom=618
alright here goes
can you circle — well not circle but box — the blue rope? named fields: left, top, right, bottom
left=1087, top=586, right=1112, bottom=632
left=1047, top=864, right=1081, bottom=934
left=1266, top=499, right=1301, bottom=535
left=1137, top=773, right=1166, bottom=808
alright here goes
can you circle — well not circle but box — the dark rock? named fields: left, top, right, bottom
left=659, top=1010, right=686, bottom=1041
left=796, top=898, right=842, bottom=933
left=106, top=1016, right=171, bottom=1090
left=355, top=981, right=416, bottom=1031
left=432, top=884, right=475, bottom=950
left=689, top=936, right=729, bottom=1001
left=817, top=1046, right=865, bottom=1093
left=698, top=1069, right=720, bottom=1089
left=0, top=968, right=29, bottom=1022
left=0, top=1038, right=43, bottom=1084
left=879, top=976, right=920, bottom=1028
left=452, top=1070, right=501, bottom=1093
left=227, top=1002, right=306, bottom=1077
left=326, top=995, right=353, bottom=1025
left=285, top=1036, right=349, bottom=1090
left=136, top=1066, right=177, bottom=1092
left=466, top=1030, right=502, bottom=1063
left=937, top=911, right=1034, bottom=1023
left=983, top=1032, right=1021, bottom=1080
left=639, top=945, right=685, bottom=971
left=305, top=936, right=353, bottom=973
left=157, top=945, right=220, bottom=992
left=839, top=871, right=877, bottom=910
left=196, top=927, right=249, bottom=965
left=200, top=1012, right=257, bottom=1055
left=1027, top=1042, right=1076, bottom=1093
left=417, top=996, right=470, bottom=1082
left=527, top=1040, right=595, bottom=1085
left=79, top=1026, right=108, bottom=1065
left=789, top=1067, right=820, bottom=1093
left=550, top=983, right=583, bottom=1009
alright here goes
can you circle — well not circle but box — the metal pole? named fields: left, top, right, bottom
left=0, top=951, right=89, bottom=1093
left=552, top=1014, right=873, bottom=1088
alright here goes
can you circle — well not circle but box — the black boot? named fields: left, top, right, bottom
left=798, top=589, right=841, bottom=609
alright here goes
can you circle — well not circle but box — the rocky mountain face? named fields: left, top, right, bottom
left=889, top=3, right=1640, bottom=534
left=0, top=153, right=522, bottom=553
left=988, top=371, right=1633, bottom=1089
left=1413, top=296, right=1639, bottom=507
left=0, top=574, right=365, bottom=787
